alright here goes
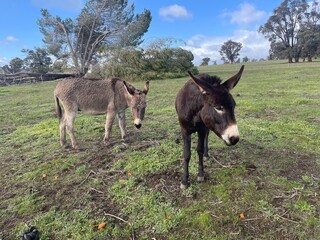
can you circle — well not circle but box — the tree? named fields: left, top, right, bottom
left=298, top=1, right=320, bottom=61
left=22, top=47, right=52, bottom=74
left=259, top=0, right=308, bottom=63
left=242, top=56, right=250, bottom=63
left=91, top=46, right=198, bottom=80
left=51, top=60, right=69, bottom=73
left=269, top=42, right=288, bottom=60
left=200, top=57, right=210, bottom=66
left=38, top=0, right=151, bottom=76
left=1, top=58, right=24, bottom=74
left=2, top=65, right=11, bottom=74
left=9, top=58, right=24, bottom=73
left=219, top=40, right=242, bottom=64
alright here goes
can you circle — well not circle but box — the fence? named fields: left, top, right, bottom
left=0, top=73, right=76, bottom=86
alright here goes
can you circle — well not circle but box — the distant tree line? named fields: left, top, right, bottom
left=259, top=0, right=320, bottom=63
left=200, top=0, right=320, bottom=65
left=0, top=47, right=52, bottom=74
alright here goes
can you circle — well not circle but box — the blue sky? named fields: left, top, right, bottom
left=0, top=0, right=283, bottom=66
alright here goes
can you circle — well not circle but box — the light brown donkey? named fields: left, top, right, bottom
left=54, top=77, right=149, bottom=149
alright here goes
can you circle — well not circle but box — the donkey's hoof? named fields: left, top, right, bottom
left=72, top=146, right=81, bottom=152
left=104, top=140, right=111, bottom=146
left=180, top=183, right=189, bottom=190
left=204, top=156, right=209, bottom=161
left=62, top=144, right=69, bottom=149
left=197, top=176, right=205, bottom=182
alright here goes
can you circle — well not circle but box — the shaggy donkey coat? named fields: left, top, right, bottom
left=175, top=66, right=244, bottom=188
left=54, top=77, right=149, bottom=149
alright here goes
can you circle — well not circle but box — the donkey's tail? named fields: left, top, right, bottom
left=54, top=96, right=62, bottom=120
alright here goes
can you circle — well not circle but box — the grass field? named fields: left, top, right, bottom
left=0, top=60, right=319, bottom=239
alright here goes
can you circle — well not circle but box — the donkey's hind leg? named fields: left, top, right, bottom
left=65, top=111, right=79, bottom=150
left=59, top=116, right=67, bottom=148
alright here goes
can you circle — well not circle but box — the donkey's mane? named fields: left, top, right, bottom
left=197, top=73, right=222, bottom=87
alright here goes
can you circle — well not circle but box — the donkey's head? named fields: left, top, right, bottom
left=123, top=81, right=149, bottom=129
left=188, top=66, right=244, bottom=146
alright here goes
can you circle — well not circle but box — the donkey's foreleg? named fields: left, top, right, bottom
left=117, top=111, right=127, bottom=141
left=181, top=132, right=191, bottom=189
left=103, top=112, right=115, bottom=146
left=204, top=128, right=209, bottom=160
left=197, top=129, right=206, bottom=182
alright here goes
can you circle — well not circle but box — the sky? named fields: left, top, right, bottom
left=0, top=0, right=283, bottom=66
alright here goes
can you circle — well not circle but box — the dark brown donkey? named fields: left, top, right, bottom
left=175, top=66, right=244, bottom=189
left=54, top=77, right=149, bottom=150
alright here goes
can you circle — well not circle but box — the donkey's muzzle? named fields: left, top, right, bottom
left=229, top=136, right=239, bottom=145
left=221, top=124, right=239, bottom=146
left=134, top=119, right=142, bottom=129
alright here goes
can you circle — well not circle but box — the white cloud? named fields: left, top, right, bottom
left=224, top=3, right=266, bottom=25
left=0, top=35, right=19, bottom=45
left=31, top=0, right=84, bottom=11
left=5, top=36, right=18, bottom=43
left=159, top=4, right=192, bottom=21
left=182, top=31, right=269, bottom=65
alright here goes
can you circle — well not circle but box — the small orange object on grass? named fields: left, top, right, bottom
left=42, top=174, right=47, bottom=179
left=98, top=222, right=106, bottom=230
left=239, top=213, right=245, bottom=219
left=127, top=172, right=132, bottom=177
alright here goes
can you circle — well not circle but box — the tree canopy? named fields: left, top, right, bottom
left=259, top=0, right=320, bottom=62
left=90, top=46, right=198, bottom=81
left=200, top=57, right=210, bottom=66
left=219, top=40, right=242, bottom=64
left=38, top=0, right=151, bottom=75
left=2, top=58, right=24, bottom=74
left=22, top=48, right=52, bottom=74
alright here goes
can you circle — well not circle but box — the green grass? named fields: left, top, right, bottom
left=1, top=60, right=319, bottom=239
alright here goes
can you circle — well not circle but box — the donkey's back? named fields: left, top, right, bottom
left=54, top=77, right=126, bottom=115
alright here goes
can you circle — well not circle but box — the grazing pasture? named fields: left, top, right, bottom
left=0, top=61, right=319, bottom=239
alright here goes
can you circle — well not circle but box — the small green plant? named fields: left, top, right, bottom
left=295, top=200, right=316, bottom=213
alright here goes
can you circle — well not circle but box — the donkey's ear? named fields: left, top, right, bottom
left=143, top=81, right=149, bottom=94
left=123, top=81, right=135, bottom=95
left=222, top=65, right=244, bottom=91
left=188, top=71, right=210, bottom=94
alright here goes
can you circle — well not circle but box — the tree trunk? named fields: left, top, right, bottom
left=288, top=57, right=293, bottom=63
left=308, top=56, right=312, bottom=62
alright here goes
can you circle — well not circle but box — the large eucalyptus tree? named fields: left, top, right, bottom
left=38, top=0, right=151, bottom=75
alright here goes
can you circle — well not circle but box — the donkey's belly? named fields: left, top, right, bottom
left=81, top=108, right=107, bottom=115
left=78, top=98, right=109, bottom=115
left=79, top=103, right=109, bottom=115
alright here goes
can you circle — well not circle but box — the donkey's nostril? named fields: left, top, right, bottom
left=135, top=124, right=142, bottom=129
left=229, top=136, right=239, bottom=145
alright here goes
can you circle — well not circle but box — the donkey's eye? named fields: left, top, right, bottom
left=214, top=106, right=224, bottom=112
